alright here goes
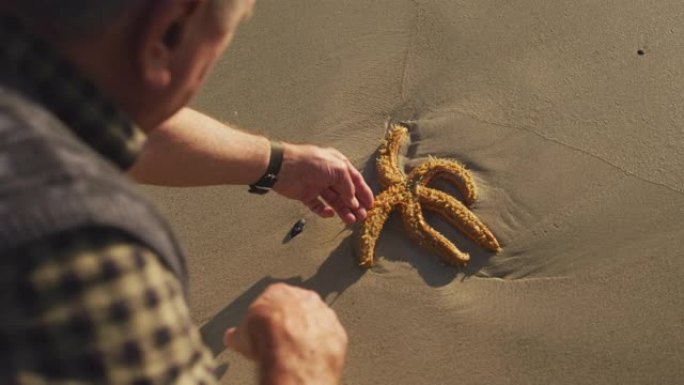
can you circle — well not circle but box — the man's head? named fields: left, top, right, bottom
left=7, top=0, right=256, bottom=130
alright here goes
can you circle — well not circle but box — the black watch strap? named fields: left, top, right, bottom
left=249, top=140, right=284, bottom=195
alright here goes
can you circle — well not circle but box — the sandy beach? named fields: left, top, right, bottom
left=144, top=0, right=684, bottom=383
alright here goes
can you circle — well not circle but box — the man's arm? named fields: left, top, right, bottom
left=129, top=108, right=373, bottom=224
left=129, top=107, right=271, bottom=187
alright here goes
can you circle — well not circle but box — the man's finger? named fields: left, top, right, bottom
left=354, top=206, right=368, bottom=221
left=224, top=327, right=237, bottom=347
left=331, top=168, right=359, bottom=211
left=225, top=327, right=257, bottom=361
left=335, top=154, right=374, bottom=210
left=324, top=149, right=371, bottom=220
left=321, top=188, right=356, bottom=224
left=305, top=198, right=335, bottom=218
left=348, top=166, right=374, bottom=209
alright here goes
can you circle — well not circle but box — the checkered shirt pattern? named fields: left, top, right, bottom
left=0, top=229, right=217, bottom=384
left=0, top=13, right=218, bottom=385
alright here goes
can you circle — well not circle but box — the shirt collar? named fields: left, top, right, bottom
left=0, top=14, right=146, bottom=170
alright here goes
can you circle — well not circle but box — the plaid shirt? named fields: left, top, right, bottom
left=0, top=15, right=217, bottom=385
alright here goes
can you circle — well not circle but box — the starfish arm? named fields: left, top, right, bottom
left=416, top=185, right=501, bottom=252
left=398, top=198, right=471, bottom=266
left=358, top=186, right=404, bottom=268
left=376, top=124, right=409, bottom=188
left=408, top=158, right=477, bottom=206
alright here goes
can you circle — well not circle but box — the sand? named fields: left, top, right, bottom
left=143, top=0, right=684, bottom=384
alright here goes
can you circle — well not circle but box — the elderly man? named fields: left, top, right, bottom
left=0, top=1, right=373, bottom=384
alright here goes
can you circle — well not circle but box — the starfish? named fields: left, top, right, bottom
left=358, top=124, right=501, bottom=268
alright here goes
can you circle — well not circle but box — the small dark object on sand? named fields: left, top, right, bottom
left=289, top=219, right=306, bottom=238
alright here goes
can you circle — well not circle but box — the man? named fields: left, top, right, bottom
left=0, top=0, right=373, bottom=384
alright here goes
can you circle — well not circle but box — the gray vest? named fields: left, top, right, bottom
left=0, top=86, right=188, bottom=287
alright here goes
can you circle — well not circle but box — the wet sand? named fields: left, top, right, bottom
left=145, top=0, right=684, bottom=383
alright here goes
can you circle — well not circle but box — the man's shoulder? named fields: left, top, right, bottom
left=0, top=84, right=107, bottom=170
left=0, top=84, right=68, bottom=140
left=0, top=84, right=187, bottom=285
left=0, top=83, right=127, bottom=210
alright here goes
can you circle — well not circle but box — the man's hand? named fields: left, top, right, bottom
left=224, top=283, right=348, bottom=385
left=275, top=143, right=374, bottom=224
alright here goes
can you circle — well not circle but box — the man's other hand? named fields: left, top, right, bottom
left=224, top=283, right=348, bottom=385
left=274, top=143, right=374, bottom=224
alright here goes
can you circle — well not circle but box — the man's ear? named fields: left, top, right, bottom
left=138, top=0, right=204, bottom=88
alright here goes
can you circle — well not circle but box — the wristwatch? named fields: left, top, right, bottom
left=248, top=140, right=284, bottom=195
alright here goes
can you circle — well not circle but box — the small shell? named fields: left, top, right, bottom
left=289, top=219, right=306, bottom=238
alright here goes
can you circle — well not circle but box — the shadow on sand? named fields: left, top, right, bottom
left=200, top=224, right=495, bottom=370
left=199, top=234, right=366, bottom=358
left=200, top=122, right=496, bottom=379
